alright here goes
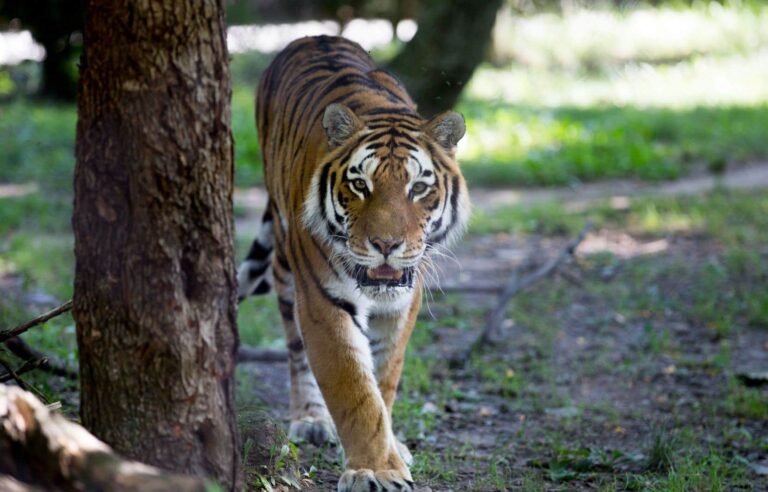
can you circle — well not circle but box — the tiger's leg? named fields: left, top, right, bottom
left=294, top=282, right=413, bottom=492
left=367, top=289, right=422, bottom=467
left=273, top=248, right=336, bottom=446
left=237, top=206, right=275, bottom=300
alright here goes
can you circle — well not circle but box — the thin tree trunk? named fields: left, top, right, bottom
left=387, top=0, right=503, bottom=117
left=39, top=39, right=77, bottom=101
left=73, top=1, right=241, bottom=489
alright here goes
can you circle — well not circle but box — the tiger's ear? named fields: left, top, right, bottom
left=424, top=111, right=465, bottom=154
left=323, top=104, right=362, bottom=148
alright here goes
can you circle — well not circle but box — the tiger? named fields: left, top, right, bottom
left=237, top=35, right=469, bottom=491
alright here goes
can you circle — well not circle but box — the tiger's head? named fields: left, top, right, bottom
left=304, top=103, right=470, bottom=299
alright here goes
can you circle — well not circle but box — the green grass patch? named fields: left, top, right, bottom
left=4, top=49, right=768, bottom=192
left=471, top=201, right=583, bottom=236
left=723, top=378, right=768, bottom=420
left=642, top=452, right=750, bottom=492
left=459, top=102, right=768, bottom=187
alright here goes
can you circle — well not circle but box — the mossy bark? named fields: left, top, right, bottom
left=73, top=1, right=241, bottom=489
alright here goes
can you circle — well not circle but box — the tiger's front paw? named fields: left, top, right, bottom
left=288, top=416, right=337, bottom=447
left=338, top=469, right=414, bottom=492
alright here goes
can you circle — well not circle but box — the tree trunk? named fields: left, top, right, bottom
left=387, top=0, right=503, bottom=118
left=73, top=1, right=241, bottom=489
left=39, top=37, right=78, bottom=101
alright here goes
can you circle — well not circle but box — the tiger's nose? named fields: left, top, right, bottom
left=369, top=237, right=403, bottom=257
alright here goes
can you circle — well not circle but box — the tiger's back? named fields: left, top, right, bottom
left=239, top=35, right=469, bottom=492
left=257, top=35, right=420, bottom=222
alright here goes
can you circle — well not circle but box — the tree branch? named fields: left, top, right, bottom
left=0, top=358, right=47, bottom=384
left=0, top=300, right=72, bottom=344
left=0, top=358, right=34, bottom=392
left=452, top=223, right=593, bottom=365
left=4, top=336, right=78, bottom=379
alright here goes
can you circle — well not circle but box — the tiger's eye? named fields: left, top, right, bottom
left=411, top=182, right=428, bottom=194
left=351, top=179, right=367, bottom=191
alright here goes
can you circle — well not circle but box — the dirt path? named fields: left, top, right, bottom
left=468, top=162, right=768, bottom=212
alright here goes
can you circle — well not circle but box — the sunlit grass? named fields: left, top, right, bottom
left=492, top=3, right=768, bottom=71
left=632, top=202, right=706, bottom=234
left=457, top=5, right=768, bottom=187
left=468, top=50, right=768, bottom=109
left=457, top=100, right=768, bottom=187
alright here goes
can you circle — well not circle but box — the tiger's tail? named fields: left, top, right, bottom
left=237, top=205, right=274, bottom=301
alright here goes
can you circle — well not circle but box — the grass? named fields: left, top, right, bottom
left=472, top=189, right=768, bottom=336
left=5, top=5, right=768, bottom=189
left=471, top=188, right=768, bottom=243
left=492, top=3, right=768, bottom=71
left=458, top=102, right=768, bottom=186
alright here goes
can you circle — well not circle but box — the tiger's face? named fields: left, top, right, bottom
left=304, top=104, right=469, bottom=299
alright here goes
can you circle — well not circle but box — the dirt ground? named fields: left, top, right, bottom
left=237, top=231, right=767, bottom=491
left=235, top=166, right=768, bottom=491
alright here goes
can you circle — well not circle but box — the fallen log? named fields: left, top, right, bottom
left=0, top=384, right=211, bottom=491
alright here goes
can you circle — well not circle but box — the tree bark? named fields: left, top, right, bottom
left=0, top=384, right=210, bottom=491
left=73, top=1, right=241, bottom=489
left=387, top=0, right=503, bottom=118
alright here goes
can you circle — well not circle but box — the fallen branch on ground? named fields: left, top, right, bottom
left=452, top=222, right=593, bottom=366
left=0, top=300, right=77, bottom=381
left=0, top=384, right=210, bottom=491
left=478, top=222, right=592, bottom=347
left=237, top=345, right=287, bottom=363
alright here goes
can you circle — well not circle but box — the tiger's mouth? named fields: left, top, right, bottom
left=353, top=264, right=414, bottom=288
